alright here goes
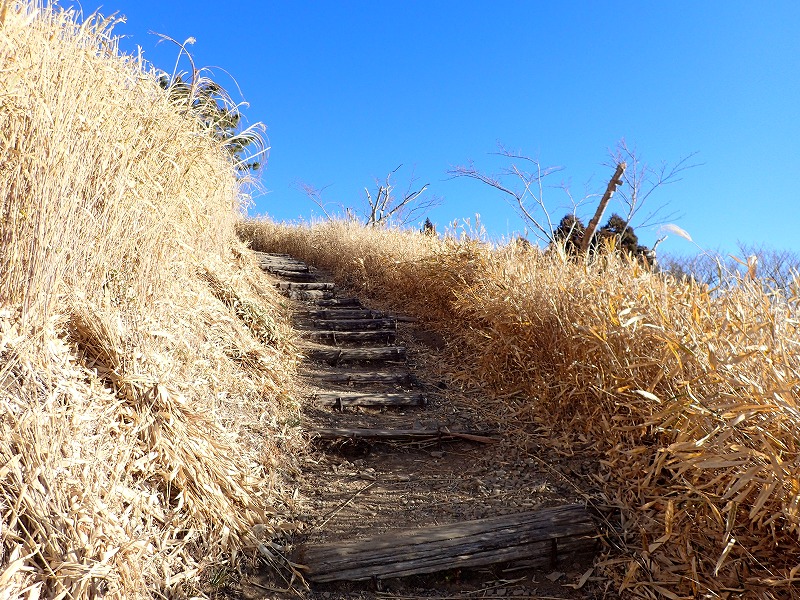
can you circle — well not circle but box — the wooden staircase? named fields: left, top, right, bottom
left=257, top=252, right=598, bottom=587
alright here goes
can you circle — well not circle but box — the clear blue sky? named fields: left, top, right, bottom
left=71, top=1, right=799, bottom=255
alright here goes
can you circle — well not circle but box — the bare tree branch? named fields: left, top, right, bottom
left=296, top=181, right=336, bottom=221
left=606, top=139, right=702, bottom=231
left=363, top=165, right=440, bottom=227
left=448, top=145, right=564, bottom=243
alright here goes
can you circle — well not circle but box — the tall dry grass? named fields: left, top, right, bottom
left=240, top=218, right=800, bottom=598
left=1, top=3, right=300, bottom=598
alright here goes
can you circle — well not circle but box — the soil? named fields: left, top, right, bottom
left=227, top=255, right=616, bottom=600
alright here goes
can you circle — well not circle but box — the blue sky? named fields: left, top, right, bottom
left=71, top=1, right=799, bottom=255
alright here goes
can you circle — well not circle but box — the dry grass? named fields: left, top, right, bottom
left=240, top=218, right=800, bottom=598
left=1, top=3, right=301, bottom=598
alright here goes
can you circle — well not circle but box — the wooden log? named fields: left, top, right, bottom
left=579, top=162, right=626, bottom=254
left=258, top=259, right=309, bottom=269
left=304, top=330, right=397, bottom=344
left=299, top=318, right=397, bottom=331
left=284, top=290, right=334, bottom=300
left=268, top=269, right=316, bottom=281
left=392, top=315, right=418, bottom=323
left=260, top=263, right=309, bottom=272
left=275, top=282, right=335, bottom=291
left=300, top=309, right=386, bottom=320
left=281, top=289, right=327, bottom=299
left=307, top=536, right=592, bottom=583
left=312, top=427, right=494, bottom=442
left=302, top=504, right=596, bottom=583
left=305, top=346, right=406, bottom=364
left=255, top=252, right=296, bottom=258
left=308, top=371, right=413, bottom=385
left=314, top=298, right=362, bottom=307
left=313, top=392, right=426, bottom=408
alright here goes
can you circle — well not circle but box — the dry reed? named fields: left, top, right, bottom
left=240, top=218, right=800, bottom=599
left=1, top=3, right=301, bottom=598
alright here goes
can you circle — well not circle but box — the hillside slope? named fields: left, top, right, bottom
left=240, top=218, right=800, bottom=599
left=0, top=4, right=301, bottom=598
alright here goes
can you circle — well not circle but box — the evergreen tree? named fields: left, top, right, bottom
left=553, top=212, right=652, bottom=261
left=598, top=213, right=639, bottom=254
left=553, top=214, right=585, bottom=255
left=597, top=213, right=652, bottom=259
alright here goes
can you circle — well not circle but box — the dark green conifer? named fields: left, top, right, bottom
left=553, top=214, right=585, bottom=255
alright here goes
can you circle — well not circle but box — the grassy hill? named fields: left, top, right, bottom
left=0, top=3, right=301, bottom=597
left=239, top=218, right=800, bottom=598
left=3, top=2, right=800, bottom=598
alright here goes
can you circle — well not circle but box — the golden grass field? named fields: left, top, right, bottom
left=239, top=219, right=800, bottom=599
left=1, top=3, right=303, bottom=598
left=3, top=1, right=800, bottom=598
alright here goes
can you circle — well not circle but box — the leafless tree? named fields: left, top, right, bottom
left=733, top=243, right=800, bottom=294
left=660, top=243, right=800, bottom=297
left=606, top=139, right=701, bottom=232
left=363, top=165, right=441, bottom=227
left=450, top=141, right=700, bottom=248
left=296, top=181, right=337, bottom=220
left=299, top=166, right=441, bottom=227
left=448, top=144, right=566, bottom=243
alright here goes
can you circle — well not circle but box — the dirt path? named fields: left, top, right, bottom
left=240, top=253, right=607, bottom=600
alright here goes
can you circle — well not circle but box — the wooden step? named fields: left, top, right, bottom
left=313, top=391, right=426, bottom=408
left=260, top=261, right=309, bottom=270
left=304, top=330, right=396, bottom=344
left=275, top=282, right=335, bottom=291
left=314, top=298, right=362, bottom=307
left=308, top=371, right=414, bottom=385
left=261, top=263, right=309, bottom=272
left=299, top=318, right=397, bottom=331
left=284, top=290, right=335, bottom=300
left=301, top=504, right=596, bottom=583
left=305, top=346, right=406, bottom=364
left=300, top=309, right=386, bottom=320
left=312, top=427, right=495, bottom=442
left=268, top=269, right=316, bottom=281
left=393, top=315, right=418, bottom=323
left=256, top=252, right=298, bottom=259
left=255, top=252, right=292, bottom=258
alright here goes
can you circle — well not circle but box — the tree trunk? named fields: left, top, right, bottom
left=579, top=162, right=626, bottom=254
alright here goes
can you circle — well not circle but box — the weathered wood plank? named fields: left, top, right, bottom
left=314, top=298, right=362, bottom=307
left=283, top=290, right=335, bottom=300
left=308, top=535, right=591, bottom=583
left=302, top=505, right=596, bottom=583
left=275, top=282, right=335, bottom=291
left=300, top=309, right=386, bottom=320
left=259, top=261, right=309, bottom=269
left=308, top=371, right=414, bottom=385
left=313, top=392, right=426, bottom=408
left=299, top=318, right=397, bottom=331
left=304, top=330, right=397, bottom=344
left=254, top=252, right=292, bottom=258
left=268, top=269, right=316, bottom=281
left=255, top=251, right=298, bottom=258
left=260, top=262, right=309, bottom=272
left=305, top=346, right=406, bottom=364
left=392, top=315, right=418, bottom=323
left=312, top=427, right=493, bottom=441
